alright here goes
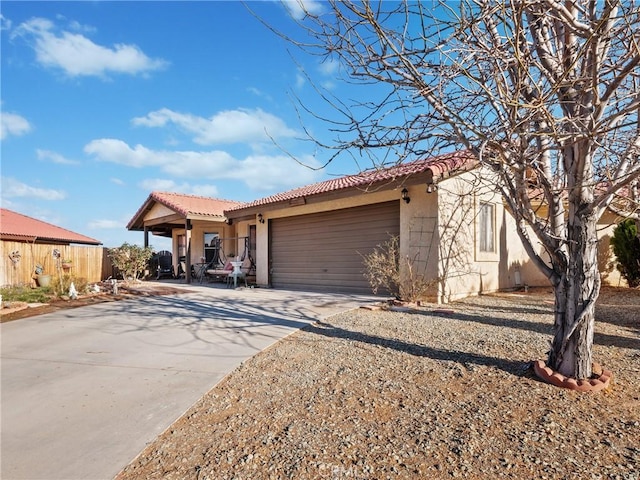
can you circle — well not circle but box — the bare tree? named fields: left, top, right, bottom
left=278, top=0, right=640, bottom=379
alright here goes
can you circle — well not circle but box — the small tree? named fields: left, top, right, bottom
left=107, top=243, right=153, bottom=282
left=273, top=0, right=640, bottom=379
left=611, top=219, right=640, bottom=288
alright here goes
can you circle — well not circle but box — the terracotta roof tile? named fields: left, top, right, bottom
left=127, top=192, right=244, bottom=229
left=0, top=209, right=102, bottom=245
left=227, top=151, right=475, bottom=212
left=149, top=192, right=243, bottom=217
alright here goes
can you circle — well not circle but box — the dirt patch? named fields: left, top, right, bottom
left=0, top=283, right=193, bottom=324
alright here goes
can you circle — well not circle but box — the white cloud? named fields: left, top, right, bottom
left=318, top=58, right=339, bottom=76
left=110, top=177, right=125, bottom=186
left=88, top=219, right=122, bottom=229
left=138, top=178, right=220, bottom=197
left=84, top=139, right=323, bottom=191
left=321, top=80, right=336, bottom=90
left=0, top=177, right=66, bottom=200
left=247, top=86, right=273, bottom=102
left=295, top=72, right=306, bottom=89
left=1, top=111, right=32, bottom=140
left=1, top=14, right=12, bottom=31
left=11, top=17, right=168, bottom=78
left=84, top=139, right=168, bottom=167
left=132, top=108, right=298, bottom=145
left=282, top=0, right=325, bottom=20
left=36, top=149, right=80, bottom=165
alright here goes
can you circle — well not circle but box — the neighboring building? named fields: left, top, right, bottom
left=127, top=153, right=625, bottom=302
left=0, top=208, right=103, bottom=286
left=0, top=209, right=102, bottom=245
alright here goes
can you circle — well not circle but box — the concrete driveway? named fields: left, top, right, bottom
left=1, top=284, right=377, bottom=480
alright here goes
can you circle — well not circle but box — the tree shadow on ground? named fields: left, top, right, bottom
left=305, top=320, right=531, bottom=377
left=418, top=305, right=639, bottom=351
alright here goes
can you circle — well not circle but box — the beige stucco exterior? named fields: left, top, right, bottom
left=234, top=166, right=625, bottom=302
left=135, top=168, right=627, bottom=299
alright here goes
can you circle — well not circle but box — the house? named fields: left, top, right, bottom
left=0, top=208, right=104, bottom=286
left=127, top=153, right=625, bottom=302
left=126, top=192, right=244, bottom=283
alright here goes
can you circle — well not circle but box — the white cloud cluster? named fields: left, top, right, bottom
left=1, top=14, right=12, bottom=31
left=36, top=148, right=79, bottom=165
left=282, top=0, right=325, bottom=20
left=138, top=179, right=220, bottom=198
left=132, top=108, right=298, bottom=145
left=88, top=219, right=122, bottom=229
left=0, top=177, right=66, bottom=200
left=1, top=111, right=31, bottom=140
left=84, top=138, right=321, bottom=192
left=11, top=17, right=168, bottom=78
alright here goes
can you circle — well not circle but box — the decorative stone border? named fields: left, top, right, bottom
left=533, top=360, right=613, bottom=392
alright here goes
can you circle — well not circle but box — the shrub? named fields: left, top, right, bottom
left=362, top=236, right=401, bottom=298
left=107, top=243, right=154, bottom=281
left=362, top=235, right=436, bottom=302
left=51, top=274, right=89, bottom=297
left=610, top=219, right=640, bottom=288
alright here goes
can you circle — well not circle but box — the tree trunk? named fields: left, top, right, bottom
left=548, top=215, right=601, bottom=379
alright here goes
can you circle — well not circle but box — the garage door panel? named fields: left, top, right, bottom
left=270, top=201, right=400, bottom=293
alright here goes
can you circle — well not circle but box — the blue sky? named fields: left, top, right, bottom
left=1, top=0, right=360, bottom=249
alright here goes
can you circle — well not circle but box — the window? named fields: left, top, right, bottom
left=177, top=234, right=186, bottom=258
left=204, top=233, right=220, bottom=263
left=478, top=202, right=495, bottom=253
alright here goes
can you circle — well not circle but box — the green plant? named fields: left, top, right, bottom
left=0, top=285, right=52, bottom=303
left=107, top=243, right=154, bottom=281
left=610, top=219, right=640, bottom=288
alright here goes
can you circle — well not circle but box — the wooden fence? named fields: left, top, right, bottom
left=0, top=241, right=114, bottom=287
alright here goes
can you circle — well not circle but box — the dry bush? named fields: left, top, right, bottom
left=362, top=236, right=436, bottom=303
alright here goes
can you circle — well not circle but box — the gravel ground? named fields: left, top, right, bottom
left=116, top=287, right=639, bottom=480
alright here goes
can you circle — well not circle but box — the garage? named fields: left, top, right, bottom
left=269, top=201, right=400, bottom=293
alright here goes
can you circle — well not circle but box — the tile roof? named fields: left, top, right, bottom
left=227, top=150, right=475, bottom=212
left=0, top=209, right=102, bottom=245
left=127, top=192, right=244, bottom=229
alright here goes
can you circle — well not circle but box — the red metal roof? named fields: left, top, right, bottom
left=227, top=151, right=475, bottom=212
left=0, top=209, right=102, bottom=245
left=127, top=192, right=244, bottom=229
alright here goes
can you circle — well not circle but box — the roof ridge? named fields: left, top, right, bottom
left=151, top=191, right=243, bottom=204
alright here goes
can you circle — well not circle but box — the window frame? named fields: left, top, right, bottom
left=476, top=200, right=498, bottom=261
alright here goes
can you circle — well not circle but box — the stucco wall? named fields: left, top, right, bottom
left=145, top=203, right=175, bottom=219
left=399, top=184, right=440, bottom=300
left=433, top=169, right=504, bottom=302
left=211, top=176, right=627, bottom=294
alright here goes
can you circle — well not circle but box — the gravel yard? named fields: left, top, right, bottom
left=116, top=287, right=639, bottom=480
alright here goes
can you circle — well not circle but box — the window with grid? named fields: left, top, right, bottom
left=478, top=202, right=495, bottom=253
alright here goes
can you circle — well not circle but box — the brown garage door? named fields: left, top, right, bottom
left=270, top=201, right=400, bottom=293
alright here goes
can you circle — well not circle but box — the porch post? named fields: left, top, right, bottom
left=185, top=219, right=192, bottom=284
left=143, top=226, right=149, bottom=248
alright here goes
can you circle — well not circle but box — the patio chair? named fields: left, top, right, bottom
left=152, top=251, right=174, bottom=280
